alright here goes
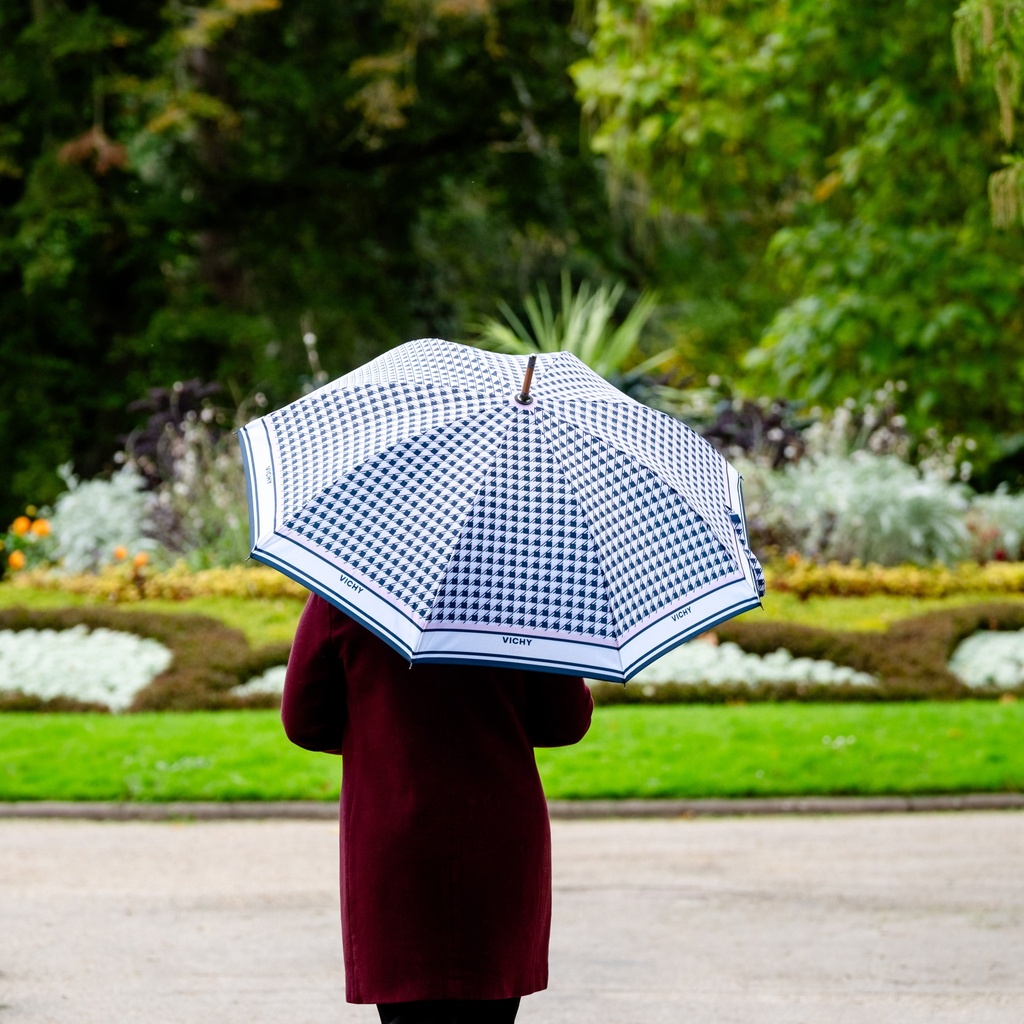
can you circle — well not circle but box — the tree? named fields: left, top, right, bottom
left=953, top=0, right=1024, bottom=227
left=0, top=1, right=178, bottom=513
left=572, top=0, right=1024, bottom=461
left=0, top=0, right=617, bottom=522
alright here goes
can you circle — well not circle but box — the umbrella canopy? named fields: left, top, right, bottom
left=239, top=338, right=764, bottom=682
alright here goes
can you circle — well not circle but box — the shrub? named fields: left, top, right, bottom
left=722, top=603, right=1024, bottom=700
left=48, top=465, right=157, bottom=573
left=135, top=416, right=251, bottom=570
left=744, top=453, right=971, bottom=566
left=949, top=631, right=1024, bottom=690
left=8, top=563, right=308, bottom=602
left=766, top=558, right=1024, bottom=599
left=118, top=380, right=261, bottom=570
left=0, top=625, right=173, bottom=711
left=471, top=270, right=666, bottom=384
left=967, top=487, right=1024, bottom=562
left=593, top=603, right=1024, bottom=704
left=0, top=510, right=56, bottom=575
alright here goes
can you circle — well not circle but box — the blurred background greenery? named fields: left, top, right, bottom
left=4, top=0, right=1024, bottom=539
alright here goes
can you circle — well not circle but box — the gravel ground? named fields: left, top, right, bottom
left=2, top=812, right=1023, bottom=1024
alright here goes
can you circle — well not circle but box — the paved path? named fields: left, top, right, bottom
left=2, top=812, right=1023, bottom=1023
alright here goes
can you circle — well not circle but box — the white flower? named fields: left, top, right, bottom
left=629, top=640, right=878, bottom=689
left=0, top=627, right=173, bottom=712
left=950, top=631, right=1024, bottom=690
left=232, top=665, right=287, bottom=698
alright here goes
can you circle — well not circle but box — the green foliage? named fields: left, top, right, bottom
left=573, top=0, right=812, bottom=222
left=0, top=0, right=618, bottom=523
left=8, top=0, right=1024, bottom=536
left=472, top=270, right=667, bottom=381
left=573, top=0, right=805, bottom=378
left=573, top=0, right=1024, bottom=457
left=954, top=0, right=1024, bottom=226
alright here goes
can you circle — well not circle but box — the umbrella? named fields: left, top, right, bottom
left=239, top=338, right=764, bottom=682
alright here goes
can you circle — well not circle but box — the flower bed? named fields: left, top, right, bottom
left=587, top=603, right=1024, bottom=704
left=949, top=631, right=1024, bottom=691
left=0, top=607, right=289, bottom=712
left=0, top=626, right=172, bottom=712
left=3, top=601, right=1024, bottom=710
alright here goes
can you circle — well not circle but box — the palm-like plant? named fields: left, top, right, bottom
left=472, top=271, right=672, bottom=384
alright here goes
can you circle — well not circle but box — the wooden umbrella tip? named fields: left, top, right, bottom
left=516, top=354, right=537, bottom=405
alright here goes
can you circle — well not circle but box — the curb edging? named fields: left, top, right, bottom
left=1, top=793, right=1023, bottom=821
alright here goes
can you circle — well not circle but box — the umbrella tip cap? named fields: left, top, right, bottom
left=516, top=354, right=537, bottom=405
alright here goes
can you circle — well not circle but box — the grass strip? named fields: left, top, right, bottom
left=0, top=586, right=305, bottom=647
left=2, top=702, right=1022, bottom=802
left=757, top=591, right=1024, bottom=631
left=538, top=701, right=1024, bottom=798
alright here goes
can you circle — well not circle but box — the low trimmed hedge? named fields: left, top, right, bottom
left=4, top=602, right=1024, bottom=711
left=7, top=564, right=307, bottom=602
left=13, top=557, right=1024, bottom=605
left=766, top=559, right=1024, bottom=599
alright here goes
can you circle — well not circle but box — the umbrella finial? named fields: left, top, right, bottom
left=516, top=354, right=537, bottom=405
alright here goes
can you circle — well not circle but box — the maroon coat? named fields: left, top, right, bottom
left=282, top=595, right=594, bottom=1004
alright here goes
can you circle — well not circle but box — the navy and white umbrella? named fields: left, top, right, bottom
left=239, top=338, right=764, bottom=682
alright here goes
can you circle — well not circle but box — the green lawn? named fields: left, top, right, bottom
left=2, top=702, right=1022, bottom=802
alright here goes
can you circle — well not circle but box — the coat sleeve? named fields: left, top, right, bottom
left=522, top=673, right=594, bottom=748
left=281, top=594, right=347, bottom=755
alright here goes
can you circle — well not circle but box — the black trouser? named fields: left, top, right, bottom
left=376, top=997, right=521, bottom=1024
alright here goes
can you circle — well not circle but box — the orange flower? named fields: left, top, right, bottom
left=133, top=551, right=150, bottom=568
left=11, top=516, right=30, bottom=536
left=30, top=518, right=51, bottom=538
left=113, top=545, right=128, bottom=561
left=8, top=550, right=26, bottom=571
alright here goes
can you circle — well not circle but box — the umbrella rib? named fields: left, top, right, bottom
left=536, top=427, right=627, bottom=659
left=545, top=394, right=743, bottom=562
left=406, top=415, right=519, bottom=657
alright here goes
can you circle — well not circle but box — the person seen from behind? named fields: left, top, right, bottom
left=282, top=593, right=594, bottom=1024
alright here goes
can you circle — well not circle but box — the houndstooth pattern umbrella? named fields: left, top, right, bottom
left=239, top=338, right=764, bottom=682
